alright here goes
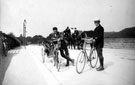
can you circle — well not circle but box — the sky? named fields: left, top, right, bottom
left=0, top=0, right=135, bottom=37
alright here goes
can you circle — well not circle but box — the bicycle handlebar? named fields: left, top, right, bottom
left=81, top=38, right=93, bottom=41
left=50, top=38, right=61, bottom=43
left=82, top=38, right=95, bottom=43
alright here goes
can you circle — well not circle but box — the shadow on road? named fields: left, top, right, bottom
left=0, top=47, right=21, bottom=84
left=104, top=61, right=114, bottom=69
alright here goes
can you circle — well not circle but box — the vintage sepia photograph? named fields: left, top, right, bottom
left=0, top=0, right=135, bottom=85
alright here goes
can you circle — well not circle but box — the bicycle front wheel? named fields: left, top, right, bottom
left=76, top=51, right=86, bottom=74
left=57, top=52, right=61, bottom=72
left=90, top=48, right=98, bottom=68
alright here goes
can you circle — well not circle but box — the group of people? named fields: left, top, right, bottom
left=0, top=31, right=8, bottom=57
left=45, top=18, right=104, bottom=71
left=0, top=31, right=8, bottom=64
left=0, top=31, right=21, bottom=59
left=63, top=26, right=86, bottom=50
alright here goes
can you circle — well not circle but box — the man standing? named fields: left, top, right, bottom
left=93, top=18, right=104, bottom=71
left=64, top=26, right=71, bottom=35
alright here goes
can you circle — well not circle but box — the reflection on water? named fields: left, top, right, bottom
left=104, top=38, right=135, bottom=49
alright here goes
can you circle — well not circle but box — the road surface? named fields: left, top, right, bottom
left=0, top=45, right=135, bottom=85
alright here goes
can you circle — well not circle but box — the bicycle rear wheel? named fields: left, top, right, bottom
left=90, top=48, right=98, bottom=68
left=76, top=51, right=86, bottom=74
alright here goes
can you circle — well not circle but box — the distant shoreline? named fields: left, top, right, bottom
left=104, top=47, right=135, bottom=50
left=104, top=38, right=135, bottom=49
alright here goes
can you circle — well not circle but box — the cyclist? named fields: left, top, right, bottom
left=93, top=18, right=104, bottom=71
left=48, top=27, right=74, bottom=66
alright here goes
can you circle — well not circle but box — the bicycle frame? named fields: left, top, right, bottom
left=2, top=38, right=8, bottom=56
left=82, top=39, right=94, bottom=61
left=43, top=39, right=61, bottom=71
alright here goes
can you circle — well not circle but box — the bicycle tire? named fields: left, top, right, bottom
left=76, top=51, right=86, bottom=74
left=55, top=51, right=61, bottom=72
left=90, top=49, right=98, bottom=68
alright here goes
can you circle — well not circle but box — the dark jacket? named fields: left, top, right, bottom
left=93, top=24, right=104, bottom=48
left=64, top=28, right=71, bottom=35
left=49, top=32, right=61, bottom=39
left=49, top=32, right=67, bottom=49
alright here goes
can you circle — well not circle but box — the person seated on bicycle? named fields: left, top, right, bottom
left=48, top=27, right=74, bottom=66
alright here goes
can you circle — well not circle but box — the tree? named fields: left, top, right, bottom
left=17, top=34, right=23, bottom=45
left=31, top=35, right=46, bottom=44
left=8, top=32, right=16, bottom=38
left=3, top=32, right=21, bottom=50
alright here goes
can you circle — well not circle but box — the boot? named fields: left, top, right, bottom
left=96, top=58, right=104, bottom=71
left=96, top=66, right=104, bottom=71
left=101, top=58, right=104, bottom=68
left=65, top=60, right=69, bottom=67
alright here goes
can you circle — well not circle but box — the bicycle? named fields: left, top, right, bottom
left=42, top=38, right=62, bottom=72
left=76, top=38, right=98, bottom=74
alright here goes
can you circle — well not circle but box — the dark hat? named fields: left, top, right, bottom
left=53, top=27, right=58, bottom=30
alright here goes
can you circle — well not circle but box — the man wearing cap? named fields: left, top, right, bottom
left=48, top=27, right=74, bottom=66
left=93, top=18, right=104, bottom=71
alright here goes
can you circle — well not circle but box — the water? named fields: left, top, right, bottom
left=104, top=38, right=135, bottom=49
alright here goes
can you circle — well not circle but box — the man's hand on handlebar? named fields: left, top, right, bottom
left=82, top=37, right=96, bottom=43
